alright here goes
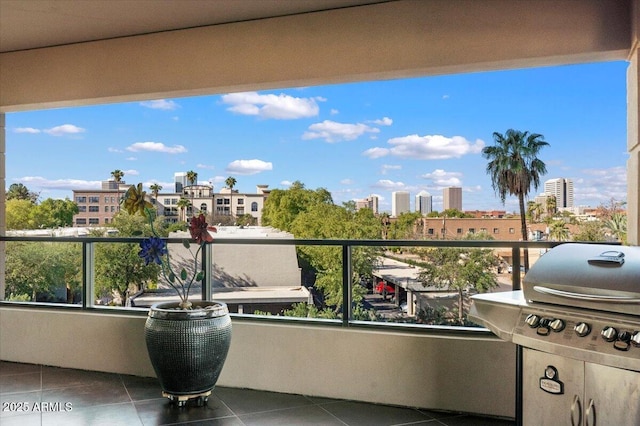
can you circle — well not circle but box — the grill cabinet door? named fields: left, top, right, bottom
left=523, top=349, right=584, bottom=425
left=584, top=363, right=640, bottom=425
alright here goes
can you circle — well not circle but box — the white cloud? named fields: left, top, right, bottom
left=302, top=120, right=379, bottom=143
left=442, top=94, right=450, bottom=100
left=372, top=179, right=406, bottom=190
left=363, top=147, right=389, bottom=159
left=44, top=124, right=86, bottom=136
left=126, top=157, right=137, bottom=161
left=369, top=134, right=484, bottom=160
left=17, top=176, right=101, bottom=191
left=221, top=91, right=321, bottom=119
left=140, top=99, right=180, bottom=110
left=421, top=169, right=463, bottom=187
left=108, top=147, right=123, bottom=153
left=370, top=117, right=393, bottom=126
left=280, top=180, right=293, bottom=187
left=340, top=179, right=354, bottom=185
left=197, top=163, right=215, bottom=170
left=226, top=159, right=273, bottom=175
left=123, top=169, right=139, bottom=176
left=330, top=109, right=339, bottom=115
left=126, top=142, right=187, bottom=154
left=576, top=166, right=627, bottom=205
left=14, top=127, right=40, bottom=134
left=381, top=164, right=401, bottom=175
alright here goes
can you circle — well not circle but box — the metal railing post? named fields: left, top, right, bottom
left=82, top=241, right=95, bottom=309
left=202, top=243, right=213, bottom=301
left=511, top=246, right=523, bottom=426
left=342, top=244, right=352, bottom=326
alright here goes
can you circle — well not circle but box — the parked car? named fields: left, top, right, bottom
left=507, top=265, right=525, bottom=274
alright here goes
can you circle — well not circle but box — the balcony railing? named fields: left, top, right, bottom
left=0, top=235, right=564, bottom=332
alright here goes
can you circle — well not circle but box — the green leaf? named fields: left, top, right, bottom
left=180, top=268, right=188, bottom=280
left=169, top=272, right=176, bottom=283
left=195, top=271, right=204, bottom=282
left=182, top=240, right=190, bottom=249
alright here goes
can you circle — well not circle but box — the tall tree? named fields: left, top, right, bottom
left=261, top=181, right=333, bottom=231
left=545, top=195, right=557, bottom=217
left=6, top=183, right=39, bottom=203
left=603, top=212, right=627, bottom=243
left=482, top=129, right=548, bottom=270
left=110, top=169, right=125, bottom=212
left=416, top=232, right=499, bottom=325
left=177, top=197, right=191, bottom=222
left=186, top=171, right=198, bottom=217
left=149, top=183, right=162, bottom=208
left=549, top=220, right=570, bottom=241
left=225, top=176, right=237, bottom=218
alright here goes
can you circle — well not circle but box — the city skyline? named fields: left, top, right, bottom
left=5, top=61, right=628, bottom=214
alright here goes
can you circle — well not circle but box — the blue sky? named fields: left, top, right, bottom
left=6, top=60, right=628, bottom=214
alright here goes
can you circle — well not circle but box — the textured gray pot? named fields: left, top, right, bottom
left=145, top=301, right=232, bottom=398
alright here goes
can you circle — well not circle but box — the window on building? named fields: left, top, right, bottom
left=456, top=228, right=463, bottom=234
left=493, top=228, right=500, bottom=234
left=111, top=197, right=115, bottom=203
left=216, top=199, right=223, bottom=205
left=111, top=206, right=115, bottom=212
left=171, top=198, right=178, bottom=205
left=236, top=207, right=244, bottom=215
left=89, top=206, right=99, bottom=212
left=76, top=196, right=86, bottom=203
left=78, top=206, right=86, bottom=212
left=200, top=203, right=207, bottom=212
left=89, top=218, right=99, bottom=225
left=251, top=202, right=258, bottom=212
left=104, top=196, right=109, bottom=203
left=104, top=206, right=109, bottom=212
left=427, top=228, right=434, bottom=235
left=468, top=228, right=475, bottom=234
left=104, top=218, right=109, bottom=224
left=480, top=228, right=487, bottom=233
left=89, top=196, right=100, bottom=203
left=223, top=198, right=230, bottom=205
left=238, top=199, right=244, bottom=205
left=509, top=228, right=515, bottom=234
left=76, top=218, right=87, bottom=225
left=164, top=198, right=171, bottom=205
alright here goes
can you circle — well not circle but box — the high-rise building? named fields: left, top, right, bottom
left=174, top=172, right=188, bottom=193
left=544, top=178, right=574, bottom=209
left=355, top=195, right=379, bottom=214
left=415, top=191, right=432, bottom=215
left=391, top=191, right=410, bottom=217
left=443, top=187, right=462, bottom=211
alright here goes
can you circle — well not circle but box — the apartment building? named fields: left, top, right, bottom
left=72, top=180, right=131, bottom=226
left=443, top=186, right=462, bottom=211
left=355, top=195, right=379, bottom=214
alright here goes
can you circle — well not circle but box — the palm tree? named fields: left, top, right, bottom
left=526, top=201, right=542, bottom=223
left=545, top=195, right=556, bottom=218
left=177, top=197, right=191, bottom=222
left=110, top=169, right=125, bottom=211
left=603, top=212, right=627, bottom=243
left=225, top=176, right=237, bottom=218
left=186, top=171, right=198, bottom=217
left=549, top=220, right=570, bottom=241
left=149, top=183, right=162, bottom=208
left=482, top=129, right=548, bottom=271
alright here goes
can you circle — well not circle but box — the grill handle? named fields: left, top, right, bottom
left=533, top=286, right=640, bottom=303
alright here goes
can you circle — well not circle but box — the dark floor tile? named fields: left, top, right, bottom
left=0, top=362, right=41, bottom=376
left=41, top=366, right=121, bottom=390
left=41, top=402, right=142, bottom=426
left=439, top=414, right=516, bottom=426
left=134, top=393, right=233, bottom=426
left=0, top=371, right=41, bottom=394
left=41, top=379, right=131, bottom=410
left=0, top=390, right=42, bottom=418
left=240, top=404, right=346, bottom=426
left=214, top=387, right=312, bottom=415
left=121, top=374, right=163, bottom=401
left=320, top=400, right=432, bottom=426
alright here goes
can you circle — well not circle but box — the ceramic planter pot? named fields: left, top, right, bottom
left=145, top=301, right=232, bottom=403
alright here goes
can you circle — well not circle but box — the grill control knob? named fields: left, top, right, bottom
left=614, top=331, right=632, bottom=351
left=574, top=322, right=591, bottom=337
left=601, top=326, right=618, bottom=342
left=631, top=332, right=640, bottom=347
left=525, top=314, right=541, bottom=328
left=549, top=319, right=565, bottom=332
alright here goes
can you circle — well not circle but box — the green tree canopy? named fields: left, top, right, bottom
left=261, top=181, right=333, bottom=232
left=7, top=183, right=39, bottom=203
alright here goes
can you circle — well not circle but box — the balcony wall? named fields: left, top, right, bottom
left=0, top=306, right=515, bottom=418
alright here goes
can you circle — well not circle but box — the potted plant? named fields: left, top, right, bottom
left=122, top=183, right=232, bottom=407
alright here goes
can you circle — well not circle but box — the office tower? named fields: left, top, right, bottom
left=391, top=191, right=410, bottom=217
left=415, top=191, right=432, bottom=215
left=544, top=178, right=574, bottom=208
left=443, top=187, right=462, bottom=211
left=174, top=172, right=188, bottom=193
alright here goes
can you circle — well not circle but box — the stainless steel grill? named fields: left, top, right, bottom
left=469, top=243, right=640, bottom=426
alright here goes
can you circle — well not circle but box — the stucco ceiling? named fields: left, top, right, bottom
left=0, top=0, right=388, bottom=53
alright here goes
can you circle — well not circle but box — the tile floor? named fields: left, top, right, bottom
left=1, top=361, right=515, bottom=426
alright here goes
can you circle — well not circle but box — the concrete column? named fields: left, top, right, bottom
left=0, top=112, right=5, bottom=299
left=627, top=2, right=640, bottom=245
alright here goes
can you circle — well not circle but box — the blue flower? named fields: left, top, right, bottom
left=139, top=237, right=168, bottom=266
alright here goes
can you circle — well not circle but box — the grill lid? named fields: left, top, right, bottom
left=523, top=243, right=640, bottom=316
